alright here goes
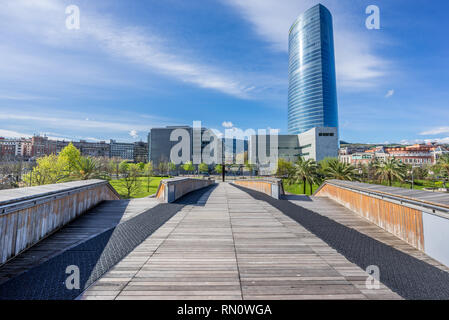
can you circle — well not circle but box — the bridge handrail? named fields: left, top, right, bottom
left=232, top=178, right=284, bottom=199
left=0, top=180, right=119, bottom=215
left=155, top=177, right=215, bottom=203
left=0, top=180, right=119, bottom=265
left=314, top=179, right=449, bottom=216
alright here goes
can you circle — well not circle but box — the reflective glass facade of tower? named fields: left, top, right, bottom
left=288, top=4, right=339, bottom=134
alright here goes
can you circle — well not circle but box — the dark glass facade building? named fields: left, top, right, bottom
left=288, top=4, right=339, bottom=135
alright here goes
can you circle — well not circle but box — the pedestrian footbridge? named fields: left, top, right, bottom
left=1, top=178, right=449, bottom=300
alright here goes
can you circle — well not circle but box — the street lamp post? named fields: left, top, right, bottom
left=221, top=138, right=225, bottom=182
left=409, top=165, right=419, bottom=190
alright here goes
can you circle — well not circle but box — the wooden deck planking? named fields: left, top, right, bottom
left=80, top=183, right=401, bottom=300
left=286, top=195, right=449, bottom=273
left=0, top=198, right=160, bottom=285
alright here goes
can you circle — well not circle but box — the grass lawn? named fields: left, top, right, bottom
left=282, top=178, right=445, bottom=195
left=282, top=179, right=320, bottom=195
left=109, top=176, right=169, bottom=199
left=366, top=179, right=443, bottom=190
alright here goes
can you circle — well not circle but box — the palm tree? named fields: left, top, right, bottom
left=288, top=157, right=318, bottom=194
left=72, top=157, right=101, bottom=180
left=375, top=157, right=406, bottom=186
left=323, top=158, right=359, bottom=181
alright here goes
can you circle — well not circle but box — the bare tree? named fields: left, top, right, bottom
left=120, top=162, right=142, bottom=198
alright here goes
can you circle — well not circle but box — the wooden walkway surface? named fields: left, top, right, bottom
left=0, top=198, right=160, bottom=285
left=79, top=183, right=402, bottom=300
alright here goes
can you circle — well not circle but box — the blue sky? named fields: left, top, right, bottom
left=0, top=0, right=448, bottom=144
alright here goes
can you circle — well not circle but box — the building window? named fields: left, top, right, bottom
left=319, top=133, right=334, bottom=136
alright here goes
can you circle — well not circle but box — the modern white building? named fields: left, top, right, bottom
left=249, top=127, right=338, bottom=175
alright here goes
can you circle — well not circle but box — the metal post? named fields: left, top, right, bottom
left=221, top=137, right=225, bottom=182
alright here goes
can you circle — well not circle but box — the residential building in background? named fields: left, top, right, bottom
left=288, top=4, right=339, bottom=135
left=0, top=138, right=18, bottom=160
left=109, top=140, right=134, bottom=160
left=73, top=140, right=109, bottom=157
left=339, top=143, right=449, bottom=167
left=30, top=136, right=58, bottom=158
left=133, top=141, right=149, bottom=163
left=0, top=136, right=147, bottom=162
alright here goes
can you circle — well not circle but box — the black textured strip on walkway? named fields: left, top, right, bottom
left=0, top=185, right=215, bottom=300
left=234, top=184, right=449, bottom=300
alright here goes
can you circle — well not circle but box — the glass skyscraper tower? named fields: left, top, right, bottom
left=288, top=4, right=339, bottom=135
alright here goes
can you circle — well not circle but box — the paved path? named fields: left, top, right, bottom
left=79, top=183, right=400, bottom=300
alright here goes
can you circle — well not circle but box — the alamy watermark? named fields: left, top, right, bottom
left=65, top=265, right=80, bottom=290
left=366, top=5, right=380, bottom=30
left=65, top=5, right=80, bottom=30
left=365, top=265, right=380, bottom=289
left=168, top=121, right=279, bottom=171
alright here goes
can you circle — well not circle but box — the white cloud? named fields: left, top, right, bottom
left=401, top=137, right=449, bottom=145
left=0, top=129, right=32, bottom=139
left=129, top=130, right=139, bottom=139
left=0, top=0, right=257, bottom=99
left=420, top=127, right=449, bottom=135
left=222, top=121, right=234, bottom=128
left=385, top=89, right=395, bottom=98
left=223, top=0, right=390, bottom=89
left=0, top=93, right=54, bottom=101
left=0, top=112, right=150, bottom=132
left=0, top=128, right=110, bottom=142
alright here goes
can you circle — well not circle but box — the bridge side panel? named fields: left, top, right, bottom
left=155, top=178, right=215, bottom=203
left=0, top=183, right=119, bottom=265
left=422, top=212, right=449, bottom=267
left=233, top=181, right=272, bottom=196
left=315, top=184, right=424, bottom=250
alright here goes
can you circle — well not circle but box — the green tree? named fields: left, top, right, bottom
left=59, top=143, right=81, bottom=173
left=119, top=161, right=130, bottom=174
left=375, top=157, right=406, bottom=186
left=198, top=163, right=209, bottom=174
left=414, top=166, right=429, bottom=180
left=137, top=162, right=146, bottom=171
left=168, top=162, right=176, bottom=176
left=109, top=158, right=121, bottom=178
left=288, top=157, right=318, bottom=194
left=367, top=158, right=379, bottom=181
left=323, top=158, right=359, bottom=182
left=244, top=161, right=255, bottom=176
left=183, top=161, right=195, bottom=174
left=23, top=154, right=68, bottom=186
left=215, top=164, right=223, bottom=174
left=158, top=162, right=168, bottom=176
left=276, top=158, right=293, bottom=178
left=436, top=154, right=449, bottom=178
left=71, top=157, right=101, bottom=180
left=317, top=157, right=334, bottom=174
